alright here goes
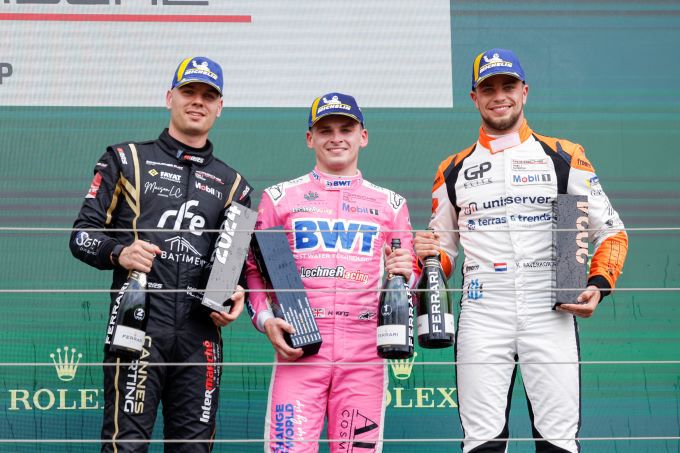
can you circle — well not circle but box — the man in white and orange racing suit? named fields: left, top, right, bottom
left=246, top=92, right=419, bottom=452
left=415, top=48, right=628, bottom=453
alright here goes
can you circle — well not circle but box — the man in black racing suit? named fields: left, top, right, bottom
left=69, top=56, right=252, bottom=452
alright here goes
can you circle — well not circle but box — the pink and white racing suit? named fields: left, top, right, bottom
left=246, top=168, right=418, bottom=453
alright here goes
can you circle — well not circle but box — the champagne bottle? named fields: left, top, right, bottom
left=377, top=238, right=414, bottom=359
left=108, top=271, right=149, bottom=358
left=417, top=253, right=454, bottom=348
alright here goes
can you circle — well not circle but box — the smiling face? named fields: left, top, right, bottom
left=470, top=74, right=528, bottom=135
left=306, top=115, right=368, bottom=176
left=166, top=82, right=223, bottom=147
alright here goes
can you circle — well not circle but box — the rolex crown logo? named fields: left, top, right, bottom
left=388, top=351, right=417, bottom=380
left=50, top=346, right=83, bottom=382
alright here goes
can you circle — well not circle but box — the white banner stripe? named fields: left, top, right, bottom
left=0, top=1, right=452, bottom=107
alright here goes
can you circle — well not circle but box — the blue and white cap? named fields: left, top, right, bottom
left=171, top=56, right=223, bottom=95
left=471, top=48, right=525, bottom=90
left=308, top=92, right=364, bottom=128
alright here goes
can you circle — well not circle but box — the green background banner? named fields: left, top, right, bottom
left=1, top=1, right=679, bottom=451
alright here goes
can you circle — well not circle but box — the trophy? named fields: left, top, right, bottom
left=201, top=202, right=257, bottom=313
left=553, top=194, right=589, bottom=307
left=252, top=226, right=322, bottom=357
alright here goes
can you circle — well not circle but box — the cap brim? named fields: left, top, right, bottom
left=175, top=79, right=223, bottom=96
left=474, top=71, right=524, bottom=88
left=310, top=112, right=363, bottom=127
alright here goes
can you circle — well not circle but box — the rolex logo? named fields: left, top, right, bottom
left=388, top=351, right=417, bottom=380
left=7, top=345, right=102, bottom=411
left=50, top=346, right=82, bottom=382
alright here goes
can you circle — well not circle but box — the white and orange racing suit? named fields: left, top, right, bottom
left=428, top=120, right=628, bottom=452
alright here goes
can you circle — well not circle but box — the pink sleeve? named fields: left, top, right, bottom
left=245, top=191, right=280, bottom=332
left=388, top=200, right=421, bottom=287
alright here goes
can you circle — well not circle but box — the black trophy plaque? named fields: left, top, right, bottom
left=202, top=202, right=257, bottom=313
left=252, top=226, right=322, bottom=356
left=553, top=194, right=589, bottom=307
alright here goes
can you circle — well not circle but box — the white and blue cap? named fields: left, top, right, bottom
left=171, top=56, right=223, bottom=96
left=471, top=48, right=526, bottom=90
left=308, top=92, right=364, bottom=128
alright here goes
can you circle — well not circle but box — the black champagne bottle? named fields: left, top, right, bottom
left=377, top=239, right=414, bottom=359
left=417, top=255, right=454, bottom=348
left=108, top=271, right=149, bottom=358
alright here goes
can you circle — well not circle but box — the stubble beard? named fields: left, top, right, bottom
left=482, top=106, right=523, bottom=134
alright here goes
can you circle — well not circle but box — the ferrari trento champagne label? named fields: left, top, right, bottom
left=417, top=256, right=454, bottom=349
left=109, top=271, right=149, bottom=358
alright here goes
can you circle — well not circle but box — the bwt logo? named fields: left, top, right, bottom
left=0, top=63, right=12, bottom=85
left=293, top=219, right=378, bottom=255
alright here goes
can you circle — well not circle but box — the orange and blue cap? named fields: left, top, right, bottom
left=171, top=56, right=223, bottom=96
left=471, top=48, right=525, bottom=90
left=308, top=92, right=364, bottom=128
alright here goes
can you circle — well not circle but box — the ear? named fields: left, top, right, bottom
left=306, top=130, right=314, bottom=149
left=216, top=98, right=224, bottom=117
left=522, top=83, right=529, bottom=106
left=360, top=128, right=368, bottom=148
left=470, top=90, right=479, bottom=110
left=165, top=90, right=173, bottom=110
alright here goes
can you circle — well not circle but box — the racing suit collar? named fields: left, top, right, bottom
left=310, top=167, right=363, bottom=191
left=478, top=119, right=533, bottom=153
left=158, top=128, right=214, bottom=167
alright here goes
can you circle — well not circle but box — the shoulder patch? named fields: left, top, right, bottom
left=106, top=144, right=131, bottom=167
left=238, top=180, right=252, bottom=202
left=433, top=144, right=474, bottom=191
left=264, top=174, right=310, bottom=205
left=452, top=144, right=476, bottom=167
left=570, top=146, right=594, bottom=172
left=533, top=133, right=593, bottom=172
left=433, top=155, right=454, bottom=191
left=363, top=179, right=405, bottom=213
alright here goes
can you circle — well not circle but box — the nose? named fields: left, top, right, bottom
left=186, top=92, right=204, bottom=106
left=490, top=87, right=508, bottom=102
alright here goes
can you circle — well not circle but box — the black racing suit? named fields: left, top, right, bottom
left=70, top=129, right=252, bottom=452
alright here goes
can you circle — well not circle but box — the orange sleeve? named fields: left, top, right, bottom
left=589, top=231, right=628, bottom=289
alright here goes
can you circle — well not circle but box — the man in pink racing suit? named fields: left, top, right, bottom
left=246, top=92, right=419, bottom=452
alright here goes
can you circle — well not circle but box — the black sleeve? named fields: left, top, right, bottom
left=231, top=175, right=254, bottom=289
left=233, top=174, right=253, bottom=209
left=69, top=149, right=124, bottom=270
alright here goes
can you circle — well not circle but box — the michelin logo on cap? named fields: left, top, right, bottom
left=171, top=56, right=224, bottom=95
left=308, top=92, right=364, bottom=128
left=471, top=48, right=526, bottom=90
left=479, top=53, right=513, bottom=74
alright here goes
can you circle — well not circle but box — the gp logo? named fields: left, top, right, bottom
left=293, top=219, right=379, bottom=255
left=464, top=162, right=491, bottom=181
